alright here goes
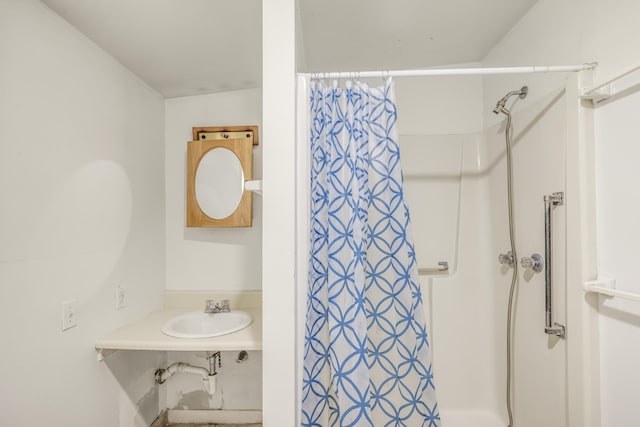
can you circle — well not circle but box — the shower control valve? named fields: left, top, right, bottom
left=521, top=253, right=544, bottom=273
left=498, top=251, right=515, bottom=267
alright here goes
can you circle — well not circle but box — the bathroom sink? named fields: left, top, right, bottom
left=161, top=310, right=253, bottom=339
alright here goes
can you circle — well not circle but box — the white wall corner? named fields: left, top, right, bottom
left=262, top=0, right=297, bottom=425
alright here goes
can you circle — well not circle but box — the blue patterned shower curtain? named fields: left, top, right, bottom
left=302, top=78, right=440, bottom=427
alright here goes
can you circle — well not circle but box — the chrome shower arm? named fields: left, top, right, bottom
left=493, top=86, right=528, bottom=115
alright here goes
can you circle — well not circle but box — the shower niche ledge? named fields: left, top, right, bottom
left=95, top=291, right=262, bottom=361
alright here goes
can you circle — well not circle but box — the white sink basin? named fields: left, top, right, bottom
left=161, top=310, right=253, bottom=339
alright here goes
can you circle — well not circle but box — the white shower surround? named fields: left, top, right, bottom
left=295, top=72, right=596, bottom=426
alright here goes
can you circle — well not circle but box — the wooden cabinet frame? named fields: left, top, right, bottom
left=186, top=126, right=258, bottom=227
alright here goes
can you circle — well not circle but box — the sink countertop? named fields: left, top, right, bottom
left=96, top=306, right=262, bottom=354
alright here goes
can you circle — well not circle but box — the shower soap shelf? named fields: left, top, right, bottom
left=417, top=261, right=449, bottom=276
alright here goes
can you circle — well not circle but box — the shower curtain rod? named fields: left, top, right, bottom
left=300, top=63, right=597, bottom=79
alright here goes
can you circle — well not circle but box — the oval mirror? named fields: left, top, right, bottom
left=195, top=147, right=244, bottom=219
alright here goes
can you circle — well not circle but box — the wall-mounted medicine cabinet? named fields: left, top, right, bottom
left=187, top=126, right=259, bottom=227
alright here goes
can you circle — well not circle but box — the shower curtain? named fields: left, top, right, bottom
left=301, top=78, right=440, bottom=427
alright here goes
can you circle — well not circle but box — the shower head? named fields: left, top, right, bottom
left=493, top=86, right=528, bottom=114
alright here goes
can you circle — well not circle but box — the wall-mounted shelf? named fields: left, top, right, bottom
left=95, top=291, right=262, bottom=361
left=95, top=307, right=262, bottom=361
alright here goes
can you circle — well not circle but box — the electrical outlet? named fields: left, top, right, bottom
left=62, top=300, right=77, bottom=331
left=115, top=285, right=126, bottom=310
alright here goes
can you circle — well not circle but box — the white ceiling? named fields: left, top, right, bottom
left=40, top=0, right=263, bottom=98
left=298, top=0, right=538, bottom=72
left=40, top=0, right=538, bottom=98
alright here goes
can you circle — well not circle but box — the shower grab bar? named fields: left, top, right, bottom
left=418, top=261, right=449, bottom=275
left=583, top=277, right=640, bottom=302
left=544, top=192, right=566, bottom=339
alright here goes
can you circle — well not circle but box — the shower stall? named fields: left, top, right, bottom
left=295, top=68, right=598, bottom=427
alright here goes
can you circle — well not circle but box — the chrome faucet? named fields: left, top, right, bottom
left=204, top=299, right=230, bottom=313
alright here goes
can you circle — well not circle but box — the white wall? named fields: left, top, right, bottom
left=482, top=0, right=640, bottom=425
left=0, top=1, right=166, bottom=426
left=395, top=70, right=483, bottom=135
left=263, top=0, right=297, bottom=425
left=594, top=85, right=640, bottom=427
left=395, top=69, right=483, bottom=275
left=164, top=89, right=262, bottom=291
left=487, top=90, right=569, bottom=427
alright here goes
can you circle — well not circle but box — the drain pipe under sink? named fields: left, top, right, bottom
left=154, top=352, right=221, bottom=395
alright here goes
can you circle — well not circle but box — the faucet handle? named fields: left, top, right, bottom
left=205, top=299, right=216, bottom=310
left=219, top=299, right=230, bottom=311
left=498, top=251, right=514, bottom=267
left=521, top=253, right=544, bottom=273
